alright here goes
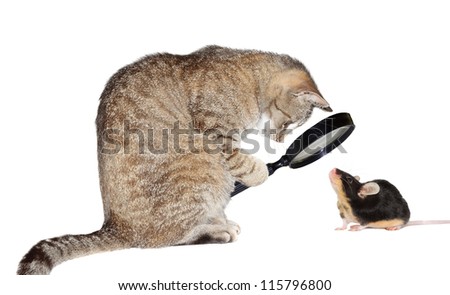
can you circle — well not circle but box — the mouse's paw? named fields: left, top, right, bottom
left=349, top=225, right=366, bottom=231
left=385, top=226, right=401, bottom=231
left=335, top=219, right=349, bottom=231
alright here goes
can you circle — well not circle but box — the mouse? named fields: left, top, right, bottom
left=329, top=168, right=450, bottom=231
left=329, top=168, right=411, bottom=231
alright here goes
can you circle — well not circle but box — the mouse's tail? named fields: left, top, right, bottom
left=17, top=227, right=130, bottom=275
left=407, top=220, right=450, bottom=226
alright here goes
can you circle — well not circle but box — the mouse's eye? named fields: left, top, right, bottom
left=346, top=176, right=353, bottom=183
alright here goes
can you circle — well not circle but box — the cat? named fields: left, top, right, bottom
left=17, top=45, right=331, bottom=275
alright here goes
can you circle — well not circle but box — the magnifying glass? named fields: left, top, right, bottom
left=231, top=112, right=355, bottom=197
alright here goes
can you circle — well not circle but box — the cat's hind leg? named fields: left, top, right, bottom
left=178, top=220, right=241, bottom=245
left=141, top=150, right=240, bottom=247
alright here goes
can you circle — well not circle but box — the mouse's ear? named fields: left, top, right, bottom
left=358, top=182, right=380, bottom=198
left=354, top=176, right=361, bottom=181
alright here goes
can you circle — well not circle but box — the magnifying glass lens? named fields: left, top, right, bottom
left=230, top=112, right=355, bottom=197
left=290, top=126, right=352, bottom=166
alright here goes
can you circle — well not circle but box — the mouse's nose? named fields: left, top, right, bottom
left=329, top=168, right=337, bottom=178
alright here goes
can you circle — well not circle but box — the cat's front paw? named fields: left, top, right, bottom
left=238, top=158, right=268, bottom=187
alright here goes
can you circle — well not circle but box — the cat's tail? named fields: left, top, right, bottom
left=17, top=227, right=129, bottom=275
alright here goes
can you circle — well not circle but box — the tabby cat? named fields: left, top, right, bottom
left=17, top=45, right=331, bottom=274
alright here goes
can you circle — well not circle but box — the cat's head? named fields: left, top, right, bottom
left=263, top=69, right=332, bottom=142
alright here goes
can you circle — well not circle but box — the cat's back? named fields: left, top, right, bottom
left=99, top=45, right=254, bottom=97
left=99, top=45, right=271, bottom=98
left=96, top=51, right=191, bottom=130
left=96, top=46, right=272, bottom=130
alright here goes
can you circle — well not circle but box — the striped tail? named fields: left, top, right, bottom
left=17, top=228, right=129, bottom=275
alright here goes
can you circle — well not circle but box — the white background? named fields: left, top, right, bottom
left=1, top=0, right=449, bottom=294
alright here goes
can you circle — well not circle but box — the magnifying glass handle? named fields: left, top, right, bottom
left=230, top=181, right=250, bottom=197
left=230, top=164, right=273, bottom=197
left=230, top=156, right=289, bottom=197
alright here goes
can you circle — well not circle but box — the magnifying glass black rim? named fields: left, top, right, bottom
left=284, top=112, right=355, bottom=169
left=230, top=112, right=355, bottom=197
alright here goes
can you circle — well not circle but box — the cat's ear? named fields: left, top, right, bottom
left=287, top=70, right=332, bottom=112
left=358, top=182, right=380, bottom=198
left=265, top=69, right=332, bottom=112
left=294, top=91, right=332, bottom=112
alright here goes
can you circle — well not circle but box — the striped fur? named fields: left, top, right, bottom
left=17, top=46, right=330, bottom=274
left=17, top=228, right=129, bottom=275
